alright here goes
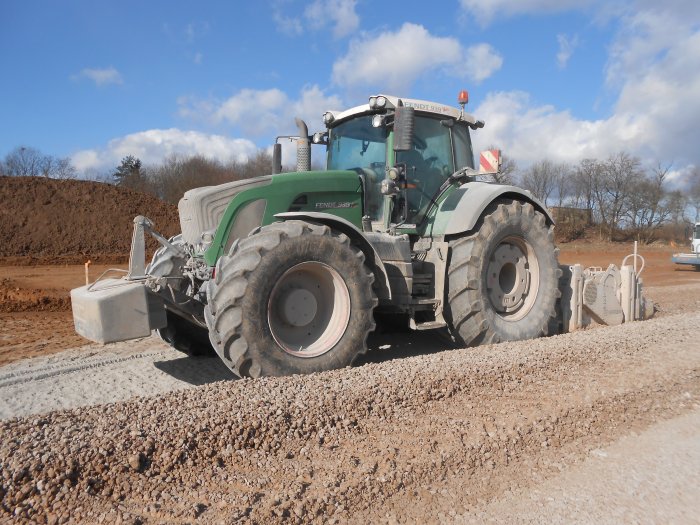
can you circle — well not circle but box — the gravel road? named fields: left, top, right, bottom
left=468, top=406, right=700, bottom=524
left=0, top=339, right=234, bottom=420
left=1, top=310, right=698, bottom=524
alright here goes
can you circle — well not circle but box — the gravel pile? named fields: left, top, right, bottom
left=1, top=312, right=699, bottom=524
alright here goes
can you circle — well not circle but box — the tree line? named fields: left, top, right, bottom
left=0, top=146, right=76, bottom=179
left=3, top=144, right=700, bottom=244
left=493, top=151, right=700, bottom=243
left=110, top=151, right=279, bottom=204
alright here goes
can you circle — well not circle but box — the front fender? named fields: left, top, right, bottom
left=274, top=211, right=392, bottom=300
left=435, top=182, right=554, bottom=236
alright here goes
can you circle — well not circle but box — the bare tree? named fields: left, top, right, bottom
left=52, top=157, right=77, bottom=179
left=553, top=163, right=572, bottom=207
left=228, top=150, right=275, bottom=180
left=569, top=158, right=600, bottom=211
left=2, top=146, right=77, bottom=178
left=150, top=155, right=234, bottom=203
left=625, top=163, right=671, bottom=243
left=520, top=159, right=559, bottom=204
left=146, top=151, right=274, bottom=203
left=3, top=146, right=44, bottom=176
left=665, top=190, right=688, bottom=225
left=592, top=152, right=642, bottom=239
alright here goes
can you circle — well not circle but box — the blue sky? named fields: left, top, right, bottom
left=1, top=0, right=699, bottom=185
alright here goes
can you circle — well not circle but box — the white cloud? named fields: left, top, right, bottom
left=213, top=88, right=288, bottom=133
left=472, top=91, right=612, bottom=164
left=465, top=1, right=700, bottom=179
left=608, top=9, right=700, bottom=163
left=459, top=0, right=596, bottom=25
left=664, top=164, right=698, bottom=190
left=556, top=34, right=579, bottom=69
left=273, top=0, right=359, bottom=39
left=179, top=85, right=343, bottom=138
left=462, top=43, right=504, bottom=82
left=184, top=21, right=209, bottom=43
left=74, top=67, right=123, bottom=86
left=332, top=23, right=503, bottom=92
left=304, top=0, right=359, bottom=39
left=272, top=4, right=303, bottom=37
left=71, top=129, right=257, bottom=172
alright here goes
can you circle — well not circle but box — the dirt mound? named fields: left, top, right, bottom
left=0, top=176, right=179, bottom=264
left=0, top=277, right=69, bottom=312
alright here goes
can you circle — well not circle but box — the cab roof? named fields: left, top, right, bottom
left=325, top=94, right=479, bottom=128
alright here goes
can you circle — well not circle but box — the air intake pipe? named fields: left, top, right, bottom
left=271, top=143, right=282, bottom=174
left=295, top=118, right=311, bottom=172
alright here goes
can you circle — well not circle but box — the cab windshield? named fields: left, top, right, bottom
left=396, top=116, right=473, bottom=224
left=326, top=113, right=474, bottom=226
left=327, top=115, right=387, bottom=221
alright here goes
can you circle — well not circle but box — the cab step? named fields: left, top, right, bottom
left=409, top=319, right=447, bottom=331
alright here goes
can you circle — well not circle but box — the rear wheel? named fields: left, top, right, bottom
left=444, top=200, right=561, bottom=346
left=205, top=220, right=377, bottom=378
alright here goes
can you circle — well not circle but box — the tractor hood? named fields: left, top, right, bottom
left=178, top=176, right=273, bottom=246
left=181, top=170, right=364, bottom=266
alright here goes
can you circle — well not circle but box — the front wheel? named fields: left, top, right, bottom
left=157, top=310, right=215, bottom=356
left=444, top=200, right=561, bottom=346
left=204, top=221, right=377, bottom=378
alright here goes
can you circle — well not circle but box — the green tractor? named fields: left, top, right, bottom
left=72, top=92, right=564, bottom=378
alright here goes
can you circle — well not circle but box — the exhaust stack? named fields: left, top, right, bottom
left=295, top=118, right=310, bottom=172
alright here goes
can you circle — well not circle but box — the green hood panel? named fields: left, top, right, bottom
left=204, top=170, right=363, bottom=265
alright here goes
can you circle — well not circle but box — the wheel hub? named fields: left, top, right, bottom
left=281, top=288, right=318, bottom=327
left=486, top=242, right=531, bottom=313
left=268, top=262, right=351, bottom=358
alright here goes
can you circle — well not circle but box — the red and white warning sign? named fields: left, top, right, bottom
left=479, top=149, right=501, bottom=174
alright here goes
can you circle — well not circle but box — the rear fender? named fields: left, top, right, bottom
left=438, top=182, right=554, bottom=236
left=275, top=211, right=392, bottom=300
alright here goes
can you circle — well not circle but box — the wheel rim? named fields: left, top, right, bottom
left=485, top=236, right=540, bottom=321
left=268, top=262, right=351, bottom=358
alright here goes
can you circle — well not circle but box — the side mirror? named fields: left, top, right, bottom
left=312, top=132, right=328, bottom=145
left=393, top=106, right=415, bottom=152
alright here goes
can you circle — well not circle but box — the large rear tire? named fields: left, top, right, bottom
left=444, top=200, right=560, bottom=346
left=204, top=220, right=377, bottom=378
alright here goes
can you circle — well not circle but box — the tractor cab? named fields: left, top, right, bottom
left=322, top=94, right=479, bottom=231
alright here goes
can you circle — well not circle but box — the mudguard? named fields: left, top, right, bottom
left=275, top=211, right=392, bottom=300
left=436, top=182, right=554, bottom=236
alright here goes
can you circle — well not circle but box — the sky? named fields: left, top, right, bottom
left=1, top=0, right=699, bottom=186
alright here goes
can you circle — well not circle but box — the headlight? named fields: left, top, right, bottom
left=323, top=111, right=335, bottom=125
